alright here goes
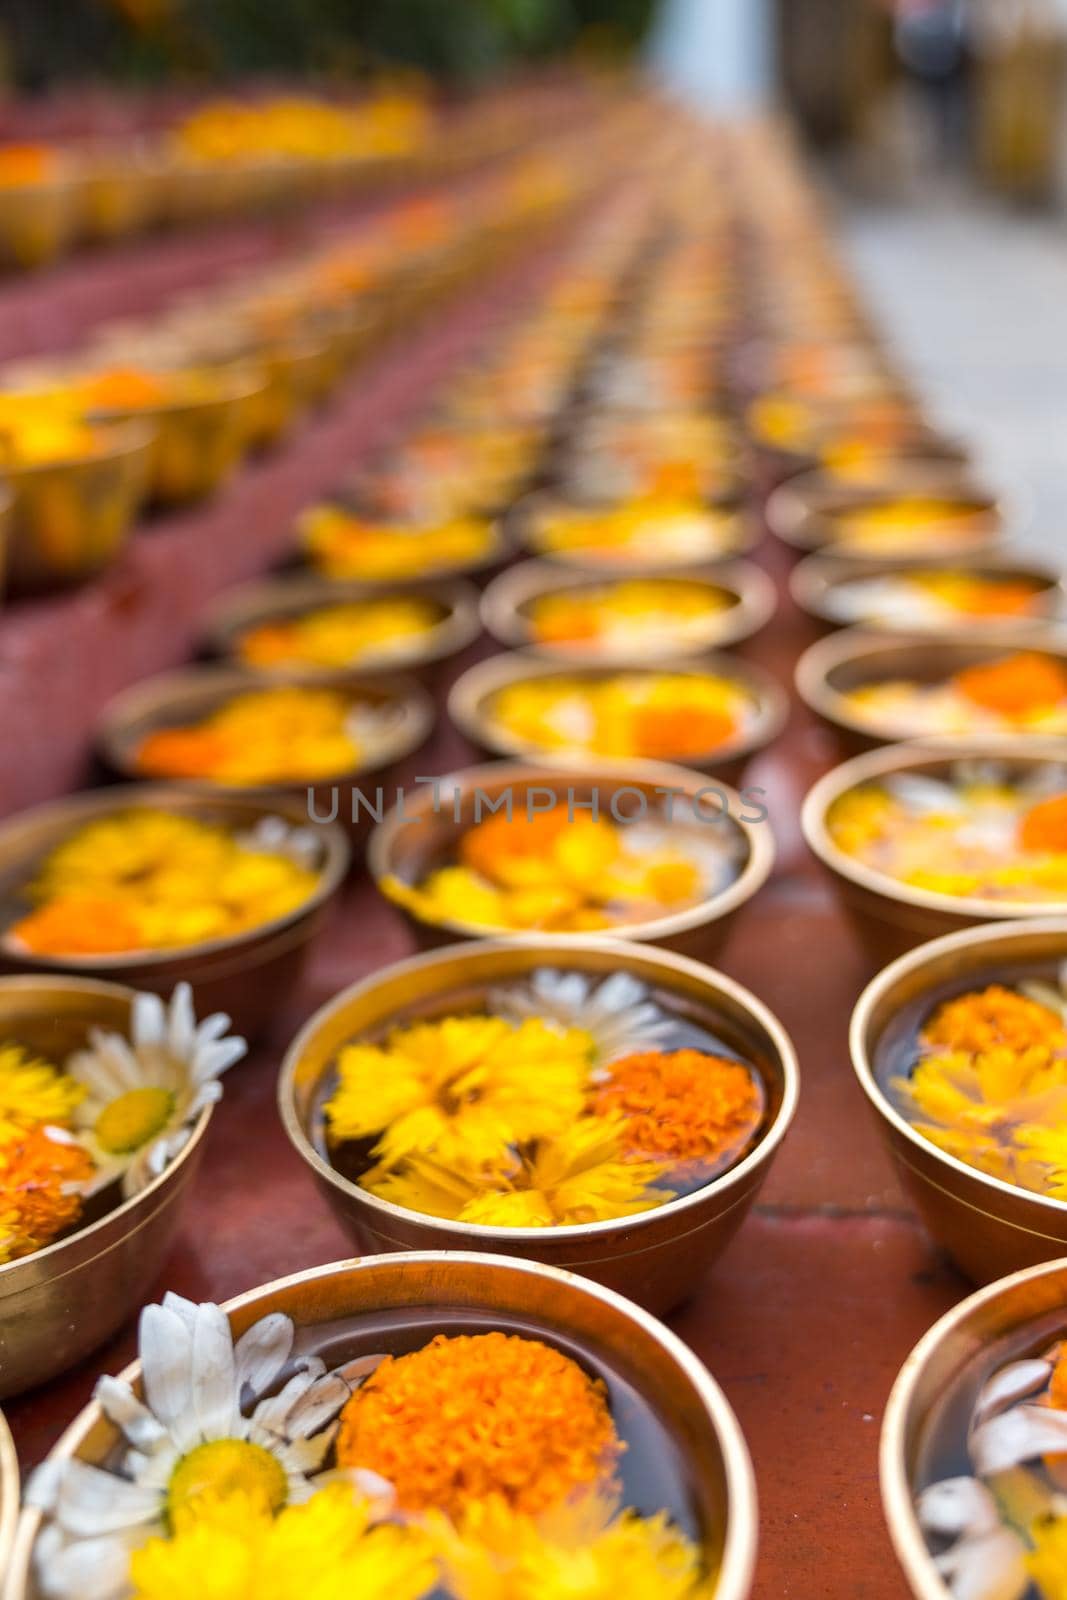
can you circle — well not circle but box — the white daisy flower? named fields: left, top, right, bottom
left=490, top=968, right=676, bottom=1067
left=235, top=815, right=322, bottom=870
left=917, top=1478, right=1028, bottom=1600
left=65, top=984, right=246, bottom=1198
left=27, top=1292, right=384, bottom=1600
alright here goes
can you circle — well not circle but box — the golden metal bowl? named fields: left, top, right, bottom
left=852, top=918, right=1067, bottom=1287
left=88, top=367, right=268, bottom=508
left=79, top=151, right=162, bottom=243
left=789, top=550, right=1066, bottom=636
left=512, top=491, right=758, bottom=572
left=480, top=560, right=778, bottom=665
left=801, top=739, right=1067, bottom=966
left=880, top=1255, right=1067, bottom=1598
left=765, top=465, right=1014, bottom=562
left=96, top=664, right=434, bottom=837
left=448, top=653, right=789, bottom=789
left=795, top=627, right=1067, bottom=758
left=0, top=785, right=349, bottom=1039
left=279, top=938, right=798, bottom=1314
left=4, top=1251, right=758, bottom=1600
left=0, top=974, right=214, bottom=1398
left=367, top=759, right=775, bottom=962
left=0, top=1409, right=17, bottom=1578
left=202, top=575, right=482, bottom=683
left=4, top=420, right=154, bottom=596
left=0, top=174, right=80, bottom=271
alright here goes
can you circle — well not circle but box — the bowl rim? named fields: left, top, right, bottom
left=479, top=558, right=778, bottom=660
left=5, top=1250, right=759, bottom=1600
left=297, top=500, right=512, bottom=584
left=0, top=416, right=157, bottom=482
left=95, top=664, right=435, bottom=796
left=84, top=361, right=270, bottom=421
left=200, top=573, right=483, bottom=675
left=277, top=935, right=800, bottom=1243
left=365, top=757, right=777, bottom=944
left=509, top=489, right=758, bottom=570
left=801, top=738, right=1067, bottom=921
left=794, top=624, right=1067, bottom=741
left=447, top=652, right=789, bottom=769
left=879, top=1252, right=1067, bottom=1600
left=788, top=549, right=1067, bottom=628
left=0, top=972, right=214, bottom=1295
left=850, top=916, right=1067, bottom=1223
left=0, top=1408, right=17, bottom=1584
left=0, top=782, right=350, bottom=972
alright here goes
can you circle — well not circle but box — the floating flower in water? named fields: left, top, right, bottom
left=890, top=977, right=1067, bottom=1197
left=301, top=506, right=495, bottom=581
left=127, top=1485, right=434, bottom=1600
left=335, top=1331, right=621, bottom=1519
left=431, top=1491, right=712, bottom=1600
left=527, top=578, right=731, bottom=655
left=0, top=1126, right=93, bottom=1264
left=840, top=653, right=1067, bottom=738
left=831, top=570, right=1049, bottom=629
left=593, top=1047, right=764, bottom=1171
left=488, top=969, right=676, bottom=1062
left=132, top=688, right=385, bottom=786
left=530, top=498, right=738, bottom=567
left=826, top=765, right=1067, bottom=904
left=486, top=673, right=752, bottom=761
left=913, top=1343, right=1067, bottom=1600
left=6, top=810, right=321, bottom=956
left=383, top=803, right=739, bottom=935
left=0, top=1044, right=84, bottom=1146
left=236, top=595, right=443, bottom=671
left=28, top=1292, right=380, bottom=1600
left=66, top=983, right=246, bottom=1195
left=828, top=493, right=992, bottom=556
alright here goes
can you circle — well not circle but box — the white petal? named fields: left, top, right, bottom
left=917, top=1478, right=1002, bottom=1538
left=193, top=1037, right=246, bottom=1081
left=36, top=1525, right=149, bottom=1600
left=934, top=1528, right=1029, bottom=1600
left=139, top=1303, right=197, bottom=1453
left=971, top=1404, right=1067, bottom=1476
left=250, top=1372, right=318, bottom=1442
left=166, top=986, right=197, bottom=1061
left=24, top=1458, right=64, bottom=1511
left=233, top=1312, right=294, bottom=1401
left=972, top=1361, right=1052, bottom=1428
left=885, top=774, right=966, bottom=814
left=278, top=1426, right=336, bottom=1474
left=191, top=1302, right=238, bottom=1442
left=283, top=1373, right=350, bottom=1438
left=94, top=1377, right=168, bottom=1453
left=51, top=1459, right=161, bottom=1536
left=336, top=1354, right=386, bottom=1389
left=131, top=992, right=167, bottom=1053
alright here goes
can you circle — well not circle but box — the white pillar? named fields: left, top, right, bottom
left=646, top=0, right=776, bottom=112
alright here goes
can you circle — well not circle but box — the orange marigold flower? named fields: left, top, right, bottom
left=336, top=1331, right=621, bottom=1519
left=460, top=805, right=571, bottom=883
left=134, top=727, right=240, bottom=780
left=1020, top=794, right=1067, bottom=855
left=9, top=895, right=146, bottom=956
left=954, top=652, right=1067, bottom=716
left=0, top=1125, right=94, bottom=1262
left=593, top=1048, right=763, bottom=1167
left=629, top=704, right=735, bottom=760
left=921, top=985, right=1066, bottom=1057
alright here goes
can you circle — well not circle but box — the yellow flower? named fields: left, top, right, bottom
left=325, top=1015, right=593, bottom=1168
left=134, top=688, right=366, bottom=785
left=488, top=674, right=747, bottom=761
left=128, top=1487, right=435, bottom=1600
left=1028, top=1516, right=1067, bottom=1598
left=237, top=597, right=440, bottom=671
left=430, top=1492, right=713, bottom=1600
left=364, top=1116, right=672, bottom=1228
left=0, top=1044, right=84, bottom=1145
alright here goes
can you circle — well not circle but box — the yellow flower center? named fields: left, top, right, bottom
left=93, top=1087, right=175, bottom=1154
left=167, top=1439, right=288, bottom=1531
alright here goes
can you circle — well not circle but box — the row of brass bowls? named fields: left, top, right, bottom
left=795, top=628, right=1067, bottom=757
left=0, top=974, right=214, bottom=1398
left=279, top=937, right=799, bottom=1316
left=801, top=739, right=1065, bottom=966
left=367, top=760, right=775, bottom=962
left=0, top=785, right=350, bottom=1038
left=447, top=653, right=789, bottom=789
left=789, top=550, right=1065, bottom=635
left=480, top=559, right=778, bottom=663
left=4, top=1252, right=759, bottom=1600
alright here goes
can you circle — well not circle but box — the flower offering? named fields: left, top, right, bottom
left=839, top=652, right=1067, bottom=737
left=235, top=594, right=444, bottom=671
left=829, top=569, right=1053, bottom=629
left=528, top=497, right=742, bottom=568
left=526, top=577, right=732, bottom=654
left=301, top=506, right=498, bottom=582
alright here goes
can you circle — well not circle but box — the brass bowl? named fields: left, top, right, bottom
left=88, top=367, right=268, bottom=507
left=765, top=465, right=1015, bottom=562
left=4, top=420, right=154, bottom=596
left=0, top=785, right=349, bottom=1039
left=203, top=575, right=482, bottom=683
left=795, top=627, right=1067, bottom=758
left=367, top=759, right=775, bottom=962
left=0, top=974, right=213, bottom=1398
left=279, top=938, right=798, bottom=1314
left=448, top=654, right=789, bottom=789
left=0, top=1409, right=17, bottom=1578
left=97, top=664, right=434, bottom=833
left=0, top=174, right=80, bottom=270
left=801, top=739, right=1067, bottom=966
left=5, top=1252, right=758, bottom=1600
left=480, top=560, right=778, bottom=665
left=789, top=550, right=1066, bottom=635
left=79, top=152, right=162, bottom=243
left=512, top=491, right=758, bottom=572
left=852, top=918, right=1067, bottom=1287
left=880, top=1256, right=1067, bottom=1599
